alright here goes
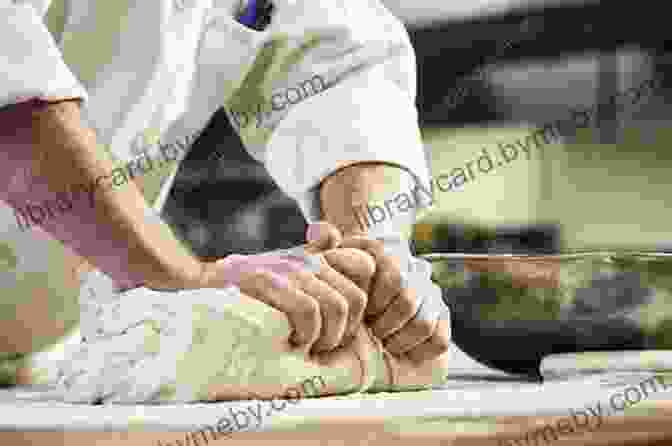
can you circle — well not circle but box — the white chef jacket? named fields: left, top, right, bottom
left=0, top=0, right=432, bottom=354
left=1, top=0, right=430, bottom=217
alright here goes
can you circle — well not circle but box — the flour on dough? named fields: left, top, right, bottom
left=21, top=268, right=448, bottom=404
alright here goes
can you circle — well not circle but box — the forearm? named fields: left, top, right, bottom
left=0, top=100, right=203, bottom=290
left=319, top=163, right=420, bottom=240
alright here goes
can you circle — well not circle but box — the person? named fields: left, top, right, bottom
left=0, top=0, right=450, bottom=388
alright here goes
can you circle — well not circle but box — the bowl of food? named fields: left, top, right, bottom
left=423, top=252, right=672, bottom=379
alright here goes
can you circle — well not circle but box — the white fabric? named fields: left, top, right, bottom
left=0, top=3, right=87, bottom=107
left=0, top=0, right=431, bottom=317
left=0, top=0, right=429, bottom=216
left=263, top=56, right=432, bottom=221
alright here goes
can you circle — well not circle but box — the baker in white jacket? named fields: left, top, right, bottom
left=0, top=0, right=449, bottom=393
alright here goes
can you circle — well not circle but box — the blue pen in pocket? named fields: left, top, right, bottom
left=236, top=0, right=274, bottom=31
left=237, top=0, right=258, bottom=27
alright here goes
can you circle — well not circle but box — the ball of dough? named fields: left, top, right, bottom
left=23, top=247, right=450, bottom=403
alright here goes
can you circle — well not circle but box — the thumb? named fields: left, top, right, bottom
left=304, top=222, right=342, bottom=253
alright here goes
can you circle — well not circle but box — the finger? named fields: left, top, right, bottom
left=405, top=318, right=452, bottom=363
left=383, top=296, right=439, bottom=355
left=384, top=279, right=448, bottom=354
left=237, top=270, right=322, bottom=349
left=322, top=248, right=376, bottom=293
left=340, top=237, right=403, bottom=318
left=370, top=286, right=420, bottom=340
left=292, top=268, right=349, bottom=353
left=314, top=255, right=368, bottom=344
left=304, top=222, right=342, bottom=254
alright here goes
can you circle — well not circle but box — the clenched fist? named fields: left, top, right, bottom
left=306, top=222, right=451, bottom=363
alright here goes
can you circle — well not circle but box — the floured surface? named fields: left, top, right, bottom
left=542, top=351, right=672, bottom=379
left=1, top=345, right=672, bottom=432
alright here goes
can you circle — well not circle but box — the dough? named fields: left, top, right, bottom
left=22, top=265, right=450, bottom=404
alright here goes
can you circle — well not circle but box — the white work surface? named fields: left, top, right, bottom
left=1, top=345, right=671, bottom=432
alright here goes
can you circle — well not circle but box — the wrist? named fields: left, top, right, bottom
left=143, top=259, right=208, bottom=291
left=319, top=163, right=421, bottom=241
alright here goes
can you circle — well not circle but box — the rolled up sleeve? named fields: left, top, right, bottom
left=0, top=3, right=87, bottom=109
left=226, top=0, right=431, bottom=221
left=266, top=63, right=431, bottom=221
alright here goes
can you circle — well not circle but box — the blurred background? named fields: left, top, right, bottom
left=163, top=0, right=672, bottom=260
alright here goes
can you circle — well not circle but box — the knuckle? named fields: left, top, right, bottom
left=384, top=339, right=403, bottom=354
left=327, top=297, right=349, bottom=320
left=431, top=331, right=452, bottom=352
left=378, top=268, right=402, bottom=292
left=297, top=298, right=321, bottom=322
left=409, top=347, right=435, bottom=363
left=324, top=248, right=376, bottom=283
left=368, top=290, right=395, bottom=316
left=349, top=288, right=367, bottom=314
left=355, top=249, right=377, bottom=276
left=342, top=248, right=376, bottom=278
left=367, top=238, right=384, bottom=251
left=347, top=237, right=384, bottom=256
left=237, top=271, right=267, bottom=293
left=254, top=269, right=278, bottom=284
left=293, top=268, right=315, bottom=282
left=396, top=292, right=418, bottom=316
left=414, top=318, right=436, bottom=339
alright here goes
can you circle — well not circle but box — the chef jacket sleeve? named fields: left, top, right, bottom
left=0, top=2, right=87, bottom=109
left=220, top=0, right=432, bottom=221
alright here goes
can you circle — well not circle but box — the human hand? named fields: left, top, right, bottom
left=339, top=235, right=451, bottom=363
left=198, top=224, right=375, bottom=354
